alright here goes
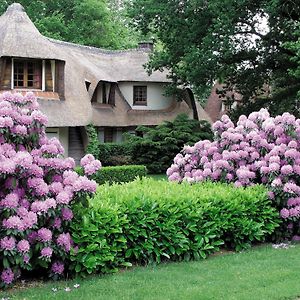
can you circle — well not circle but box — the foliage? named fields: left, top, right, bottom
left=127, top=0, right=300, bottom=117
left=0, top=0, right=139, bottom=49
left=94, top=165, right=147, bottom=185
left=167, top=109, right=300, bottom=239
left=85, top=125, right=100, bottom=159
left=77, top=165, right=147, bottom=185
left=126, top=114, right=213, bottom=174
left=0, top=92, right=101, bottom=287
left=70, top=178, right=279, bottom=276
left=85, top=125, right=133, bottom=166
left=97, top=143, right=133, bottom=166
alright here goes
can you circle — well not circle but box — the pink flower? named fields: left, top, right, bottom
left=80, top=154, right=95, bottom=167
left=37, top=228, right=52, bottom=243
left=61, top=208, right=73, bottom=221
left=41, top=247, right=53, bottom=258
left=51, top=261, right=64, bottom=275
left=0, top=193, right=19, bottom=208
left=56, top=191, right=72, bottom=205
left=57, top=233, right=72, bottom=252
left=281, top=165, right=294, bottom=175
left=1, top=268, right=14, bottom=285
left=17, top=240, right=30, bottom=253
left=0, top=236, right=16, bottom=251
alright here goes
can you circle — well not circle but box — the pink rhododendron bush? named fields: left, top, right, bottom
left=167, top=109, right=300, bottom=239
left=0, top=92, right=101, bottom=287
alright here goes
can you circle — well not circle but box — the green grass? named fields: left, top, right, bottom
left=4, top=244, right=300, bottom=300
left=146, top=174, right=167, bottom=181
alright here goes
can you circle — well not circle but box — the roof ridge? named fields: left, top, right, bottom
left=48, top=38, right=151, bottom=55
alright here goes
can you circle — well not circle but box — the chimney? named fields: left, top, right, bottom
left=138, top=41, right=154, bottom=51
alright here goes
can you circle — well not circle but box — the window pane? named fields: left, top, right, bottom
left=133, top=86, right=147, bottom=104
left=13, top=59, right=42, bottom=89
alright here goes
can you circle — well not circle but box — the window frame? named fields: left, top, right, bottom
left=13, top=59, right=42, bottom=90
left=133, top=85, right=147, bottom=105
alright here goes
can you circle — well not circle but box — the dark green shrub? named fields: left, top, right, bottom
left=70, top=179, right=280, bottom=276
left=85, top=124, right=133, bottom=166
left=97, top=143, right=133, bottom=166
left=76, top=165, right=147, bottom=185
left=126, top=114, right=213, bottom=174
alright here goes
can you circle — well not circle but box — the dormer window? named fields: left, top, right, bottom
left=91, top=81, right=116, bottom=105
left=13, top=59, right=42, bottom=89
left=133, top=86, right=147, bottom=105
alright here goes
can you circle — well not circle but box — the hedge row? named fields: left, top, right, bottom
left=97, top=143, right=133, bottom=166
left=76, top=165, right=147, bottom=185
left=70, top=179, right=280, bottom=275
left=93, top=165, right=147, bottom=185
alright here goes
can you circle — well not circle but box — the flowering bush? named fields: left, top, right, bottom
left=167, top=109, right=300, bottom=238
left=0, top=92, right=101, bottom=287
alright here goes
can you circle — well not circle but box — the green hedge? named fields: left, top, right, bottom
left=70, top=179, right=280, bottom=275
left=77, top=165, right=147, bottom=185
left=97, top=143, right=133, bottom=166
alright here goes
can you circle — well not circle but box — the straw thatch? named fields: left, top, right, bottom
left=0, top=3, right=65, bottom=60
left=0, top=3, right=211, bottom=127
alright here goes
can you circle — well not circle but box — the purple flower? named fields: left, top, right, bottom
left=80, top=154, right=95, bottom=167
left=17, top=240, right=30, bottom=253
left=0, top=193, right=19, bottom=208
left=51, top=261, right=64, bottom=275
left=56, top=191, right=72, bottom=205
left=41, top=247, right=53, bottom=258
left=37, top=228, right=52, bottom=243
left=281, top=165, right=294, bottom=175
left=0, top=236, right=16, bottom=251
left=52, top=217, right=62, bottom=229
left=61, top=208, right=73, bottom=221
left=3, top=216, right=23, bottom=230
left=280, top=208, right=289, bottom=219
left=1, top=268, right=14, bottom=285
left=57, top=233, right=72, bottom=252
left=23, top=254, right=30, bottom=264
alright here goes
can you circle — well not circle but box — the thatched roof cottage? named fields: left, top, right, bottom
left=0, top=3, right=211, bottom=163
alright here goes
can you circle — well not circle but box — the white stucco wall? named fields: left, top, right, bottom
left=118, top=82, right=174, bottom=110
left=46, top=127, right=69, bottom=156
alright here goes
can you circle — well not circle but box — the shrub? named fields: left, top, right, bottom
left=70, top=178, right=280, bottom=276
left=0, top=92, right=101, bottom=287
left=97, top=143, right=133, bottom=166
left=85, top=124, right=100, bottom=159
left=126, top=114, right=213, bottom=174
left=77, top=165, right=147, bottom=185
left=85, top=125, right=133, bottom=166
left=167, top=109, right=300, bottom=239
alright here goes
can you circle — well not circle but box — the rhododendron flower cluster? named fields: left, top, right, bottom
left=167, top=109, right=300, bottom=237
left=0, top=92, right=101, bottom=287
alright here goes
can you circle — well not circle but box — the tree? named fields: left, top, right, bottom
left=0, top=0, right=138, bottom=49
left=127, top=114, right=213, bottom=174
left=127, top=0, right=300, bottom=117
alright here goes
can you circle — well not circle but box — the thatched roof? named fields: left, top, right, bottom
left=0, top=3, right=211, bottom=127
left=49, top=39, right=170, bottom=83
left=0, top=3, right=65, bottom=60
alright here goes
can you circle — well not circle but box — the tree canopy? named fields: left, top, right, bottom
left=0, top=0, right=138, bottom=49
left=127, top=0, right=300, bottom=117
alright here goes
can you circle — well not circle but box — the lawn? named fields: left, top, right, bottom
left=147, top=174, right=167, bottom=181
left=4, top=244, right=300, bottom=300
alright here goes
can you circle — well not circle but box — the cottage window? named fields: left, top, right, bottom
left=104, top=127, right=114, bottom=143
left=133, top=86, right=147, bottom=105
left=13, top=60, right=42, bottom=89
left=91, top=81, right=115, bottom=105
